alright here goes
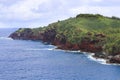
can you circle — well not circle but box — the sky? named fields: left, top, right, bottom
left=0, top=0, right=120, bottom=28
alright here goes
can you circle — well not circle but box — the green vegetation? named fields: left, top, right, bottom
left=15, top=14, right=120, bottom=55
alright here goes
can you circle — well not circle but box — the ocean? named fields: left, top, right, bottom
left=0, top=28, right=120, bottom=80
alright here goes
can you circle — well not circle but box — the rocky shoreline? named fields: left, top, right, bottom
left=9, top=28, right=120, bottom=64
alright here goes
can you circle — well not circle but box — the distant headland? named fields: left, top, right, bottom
left=9, top=14, right=120, bottom=64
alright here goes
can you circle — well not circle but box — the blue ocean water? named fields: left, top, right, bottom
left=0, top=28, right=120, bottom=80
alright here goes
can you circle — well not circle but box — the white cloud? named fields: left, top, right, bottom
left=0, top=0, right=118, bottom=21
left=0, top=0, right=49, bottom=20
left=70, top=6, right=120, bottom=17
left=0, top=0, right=120, bottom=28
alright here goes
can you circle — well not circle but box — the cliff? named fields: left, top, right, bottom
left=9, top=14, right=120, bottom=64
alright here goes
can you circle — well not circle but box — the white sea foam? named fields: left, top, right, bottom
left=63, top=50, right=81, bottom=53
left=53, top=48, right=82, bottom=53
left=84, top=52, right=110, bottom=65
left=0, top=37, right=13, bottom=40
left=25, top=48, right=54, bottom=51
left=89, top=55, right=106, bottom=64
left=48, top=45, right=54, bottom=47
left=54, top=49, right=109, bottom=65
left=25, top=44, right=120, bottom=66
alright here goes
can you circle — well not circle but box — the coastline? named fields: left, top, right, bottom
left=39, top=40, right=120, bottom=65
left=55, top=48, right=120, bottom=66
left=9, top=31, right=120, bottom=65
left=9, top=14, right=120, bottom=64
left=8, top=34, right=120, bottom=66
left=8, top=14, right=120, bottom=64
left=51, top=43, right=120, bottom=66
left=55, top=46, right=120, bottom=65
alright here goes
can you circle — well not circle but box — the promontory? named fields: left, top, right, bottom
left=9, top=14, right=120, bottom=64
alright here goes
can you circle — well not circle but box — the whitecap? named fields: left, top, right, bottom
left=0, top=37, right=13, bottom=40
left=25, top=48, right=54, bottom=51
left=85, top=53, right=109, bottom=65
left=65, top=50, right=81, bottom=53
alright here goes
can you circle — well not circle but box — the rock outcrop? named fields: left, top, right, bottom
left=9, top=28, right=120, bottom=64
left=9, top=13, right=120, bottom=64
left=109, top=54, right=120, bottom=64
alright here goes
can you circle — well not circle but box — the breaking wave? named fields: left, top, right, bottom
left=0, top=37, right=13, bottom=40
left=25, top=48, right=54, bottom=51
left=86, top=53, right=107, bottom=65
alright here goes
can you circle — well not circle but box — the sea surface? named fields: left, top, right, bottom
left=0, top=28, right=120, bottom=80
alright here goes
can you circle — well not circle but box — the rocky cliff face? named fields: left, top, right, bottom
left=42, top=29, right=56, bottom=43
left=9, top=28, right=120, bottom=64
left=10, top=28, right=103, bottom=52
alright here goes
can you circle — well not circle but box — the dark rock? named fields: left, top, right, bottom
left=42, top=29, right=56, bottom=43
left=109, top=54, right=120, bottom=63
left=93, top=52, right=106, bottom=58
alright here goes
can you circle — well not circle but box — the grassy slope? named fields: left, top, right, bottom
left=15, top=14, right=120, bottom=55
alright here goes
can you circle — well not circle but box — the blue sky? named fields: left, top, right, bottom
left=0, top=0, right=120, bottom=28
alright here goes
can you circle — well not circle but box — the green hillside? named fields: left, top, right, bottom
left=10, top=14, right=120, bottom=56
left=45, top=14, right=120, bottom=54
